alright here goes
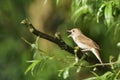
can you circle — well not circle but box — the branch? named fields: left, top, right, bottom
left=86, top=62, right=119, bottom=68
left=21, top=19, right=118, bottom=72
left=20, top=19, right=108, bottom=69
left=21, top=19, right=83, bottom=58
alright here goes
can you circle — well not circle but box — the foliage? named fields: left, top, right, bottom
left=71, top=0, right=89, bottom=24
left=24, top=0, right=120, bottom=79
left=0, top=0, right=120, bottom=80
left=24, top=37, right=53, bottom=75
left=0, top=0, right=33, bottom=80
left=85, top=55, right=120, bottom=80
left=25, top=37, right=120, bottom=79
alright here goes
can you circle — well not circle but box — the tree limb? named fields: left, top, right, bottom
left=21, top=19, right=116, bottom=72
left=21, top=19, right=108, bottom=68
left=21, top=19, right=83, bottom=58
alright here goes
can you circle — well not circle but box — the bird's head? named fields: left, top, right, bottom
left=67, top=28, right=82, bottom=38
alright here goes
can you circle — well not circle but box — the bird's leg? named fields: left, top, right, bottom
left=81, top=49, right=90, bottom=56
left=84, top=52, right=89, bottom=56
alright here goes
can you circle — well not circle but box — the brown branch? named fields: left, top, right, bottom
left=20, top=19, right=106, bottom=67
left=21, top=19, right=116, bottom=72
left=21, top=19, right=83, bottom=58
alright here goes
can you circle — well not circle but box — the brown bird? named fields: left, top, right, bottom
left=68, top=28, right=103, bottom=64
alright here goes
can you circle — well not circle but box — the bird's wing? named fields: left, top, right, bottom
left=76, top=35, right=100, bottom=49
left=93, top=41, right=100, bottom=49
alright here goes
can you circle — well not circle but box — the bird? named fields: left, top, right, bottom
left=67, top=28, right=103, bottom=64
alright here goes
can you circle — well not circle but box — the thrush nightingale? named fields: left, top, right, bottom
left=67, top=28, right=103, bottom=64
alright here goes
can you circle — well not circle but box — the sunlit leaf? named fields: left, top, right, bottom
left=84, top=77, right=96, bottom=80
left=71, top=5, right=88, bottom=23
left=109, top=56, right=114, bottom=70
left=114, top=65, right=120, bottom=80
left=58, top=68, right=70, bottom=79
left=81, top=0, right=87, bottom=5
left=56, top=0, right=59, bottom=5
left=76, top=65, right=81, bottom=72
left=31, top=37, right=39, bottom=49
left=43, top=0, right=48, bottom=5
left=31, top=44, right=37, bottom=49
left=104, top=2, right=113, bottom=27
left=109, top=55, right=114, bottom=62
left=97, top=3, right=106, bottom=23
left=75, top=0, right=81, bottom=7
left=58, top=70, right=63, bottom=77
left=58, top=54, right=83, bottom=79
left=25, top=60, right=40, bottom=75
left=89, top=71, right=114, bottom=80
left=63, top=68, right=69, bottom=79
left=100, top=71, right=114, bottom=80
left=116, top=54, right=120, bottom=63
left=117, top=42, right=120, bottom=47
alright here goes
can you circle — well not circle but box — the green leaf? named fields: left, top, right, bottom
left=109, top=55, right=114, bottom=62
left=86, top=71, right=115, bottom=80
left=31, top=44, right=37, bottom=49
left=116, top=54, right=120, bottom=63
left=97, top=3, right=106, bottom=23
left=71, top=5, right=88, bottom=23
left=56, top=0, right=59, bottom=5
left=76, top=65, right=81, bottom=72
left=109, top=55, right=114, bottom=70
left=63, top=68, right=69, bottom=79
left=84, top=77, right=96, bottom=80
left=58, top=68, right=70, bottom=79
left=117, top=42, right=120, bottom=47
left=100, top=71, right=114, bottom=80
left=104, top=2, right=113, bottom=27
left=31, top=37, right=39, bottom=49
left=43, top=0, right=48, bottom=5
left=114, top=67, right=120, bottom=80
left=25, top=60, right=40, bottom=75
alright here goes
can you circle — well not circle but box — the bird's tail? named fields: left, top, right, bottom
left=92, top=48, right=103, bottom=65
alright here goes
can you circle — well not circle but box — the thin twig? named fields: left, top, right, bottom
left=21, top=37, right=32, bottom=46
left=86, top=62, right=119, bottom=68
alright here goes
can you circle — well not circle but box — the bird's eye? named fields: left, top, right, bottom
left=72, top=30, right=75, bottom=32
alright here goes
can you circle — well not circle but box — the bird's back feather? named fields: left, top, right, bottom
left=75, top=34, right=100, bottom=49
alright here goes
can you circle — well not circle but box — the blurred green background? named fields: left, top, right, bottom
left=0, top=0, right=32, bottom=80
left=0, top=0, right=120, bottom=80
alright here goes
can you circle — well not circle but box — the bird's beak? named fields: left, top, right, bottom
left=67, top=34, right=72, bottom=38
left=66, top=30, right=71, bottom=33
left=66, top=30, right=72, bottom=38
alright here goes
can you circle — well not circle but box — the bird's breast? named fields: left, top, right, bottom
left=73, top=36, right=90, bottom=49
left=76, top=41, right=90, bottom=49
